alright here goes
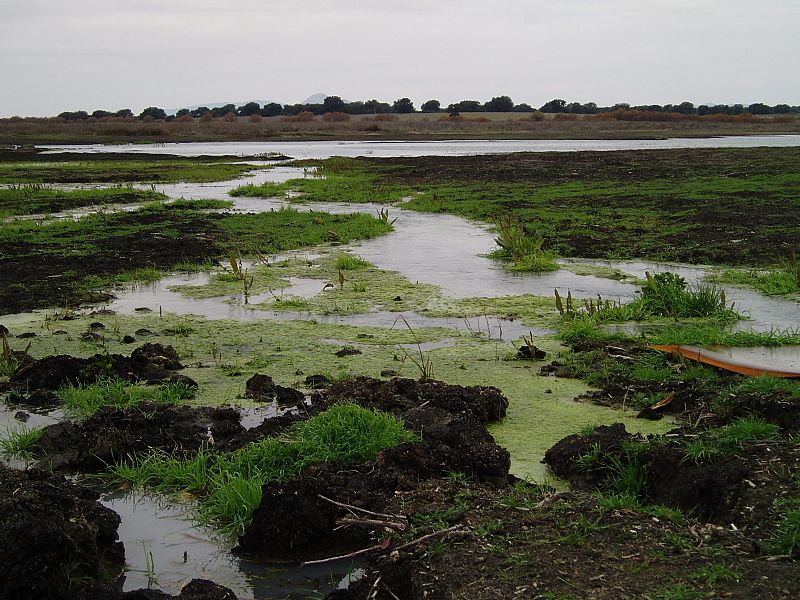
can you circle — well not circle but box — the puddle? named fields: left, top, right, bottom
left=102, top=489, right=359, bottom=598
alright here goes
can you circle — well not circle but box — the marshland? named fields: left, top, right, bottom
left=1, top=137, right=799, bottom=600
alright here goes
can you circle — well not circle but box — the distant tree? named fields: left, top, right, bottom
left=114, top=108, right=134, bottom=118
left=191, top=107, right=210, bottom=118
left=731, top=104, right=744, bottom=115
left=452, top=100, right=482, bottom=112
left=674, top=101, right=696, bottom=115
left=512, top=103, right=534, bottom=113
left=211, top=104, right=236, bottom=118
left=392, top=98, right=415, bottom=113
left=747, top=102, right=773, bottom=115
left=260, top=103, right=283, bottom=117
left=697, top=105, right=712, bottom=116
left=236, top=102, right=261, bottom=116
left=539, top=99, right=567, bottom=113
left=363, top=99, right=392, bottom=114
left=91, top=110, right=112, bottom=119
left=139, top=106, right=167, bottom=120
left=447, top=104, right=460, bottom=117
left=773, top=104, right=794, bottom=114
left=175, top=108, right=191, bottom=118
left=58, top=110, right=89, bottom=121
left=323, top=95, right=346, bottom=113
left=484, top=95, right=514, bottom=112
left=420, top=99, right=441, bottom=113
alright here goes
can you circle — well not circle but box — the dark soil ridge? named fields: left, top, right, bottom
left=3, top=343, right=197, bottom=403
left=544, top=422, right=800, bottom=548
left=237, top=377, right=511, bottom=558
left=333, top=480, right=799, bottom=600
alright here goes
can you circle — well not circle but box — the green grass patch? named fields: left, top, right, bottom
left=683, top=417, right=781, bottom=462
left=334, top=253, right=371, bottom=270
left=0, top=185, right=168, bottom=216
left=766, top=500, right=800, bottom=557
left=108, top=403, right=418, bottom=533
left=0, top=159, right=258, bottom=184
left=0, top=425, right=45, bottom=458
left=646, top=324, right=800, bottom=347
left=59, top=377, right=195, bottom=419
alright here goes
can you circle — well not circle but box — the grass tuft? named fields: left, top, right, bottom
left=59, top=377, right=194, bottom=419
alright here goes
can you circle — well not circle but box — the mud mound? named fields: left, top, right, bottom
left=5, top=343, right=195, bottom=400
left=244, top=373, right=305, bottom=404
left=0, top=464, right=125, bottom=600
left=239, top=404, right=510, bottom=558
left=35, top=404, right=244, bottom=471
left=112, top=579, right=238, bottom=600
left=318, top=376, right=508, bottom=423
left=729, top=392, right=800, bottom=431
left=543, top=423, right=632, bottom=487
left=237, top=441, right=470, bottom=558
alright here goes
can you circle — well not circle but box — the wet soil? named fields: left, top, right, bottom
left=0, top=463, right=125, bottom=599
left=333, top=479, right=799, bottom=600
left=371, top=147, right=800, bottom=265
left=3, top=343, right=197, bottom=400
left=0, top=211, right=221, bottom=315
left=238, top=377, right=511, bottom=559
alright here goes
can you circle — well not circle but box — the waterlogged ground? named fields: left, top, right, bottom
left=1, top=144, right=799, bottom=599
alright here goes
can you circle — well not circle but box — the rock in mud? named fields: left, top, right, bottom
left=245, top=374, right=305, bottom=404
left=35, top=403, right=245, bottom=471
left=0, top=463, right=125, bottom=600
left=334, top=346, right=362, bottom=357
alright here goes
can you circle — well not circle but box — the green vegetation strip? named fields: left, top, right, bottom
left=58, top=377, right=195, bottom=419
left=0, top=186, right=168, bottom=217
left=231, top=149, right=800, bottom=266
left=109, top=403, right=419, bottom=533
left=0, top=159, right=259, bottom=184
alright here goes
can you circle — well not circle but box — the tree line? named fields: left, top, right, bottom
left=54, top=96, right=800, bottom=122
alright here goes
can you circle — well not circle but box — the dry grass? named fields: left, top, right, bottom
left=1, top=112, right=798, bottom=144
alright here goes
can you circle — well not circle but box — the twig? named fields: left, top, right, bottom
left=300, top=543, right=385, bottom=566
left=393, top=524, right=466, bottom=552
left=536, top=491, right=573, bottom=509
left=337, top=517, right=408, bottom=532
left=318, top=494, right=407, bottom=522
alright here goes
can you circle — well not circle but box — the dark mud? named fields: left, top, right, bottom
left=238, top=377, right=511, bottom=559
left=3, top=343, right=197, bottom=401
left=33, top=403, right=244, bottom=471
left=0, top=212, right=220, bottom=315
left=0, top=463, right=125, bottom=599
left=333, top=480, right=799, bottom=600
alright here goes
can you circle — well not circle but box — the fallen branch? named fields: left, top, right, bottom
left=337, top=516, right=408, bottom=532
left=536, top=491, right=573, bottom=509
left=318, top=494, right=408, bottom=522
left=393, top=524, right=466, bottom=552
left=300, top=542, right=385, bottom=566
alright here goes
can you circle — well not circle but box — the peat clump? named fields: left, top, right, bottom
left=316, top=376, right=509, bottom=423
left=3, top=343, right=197, bottom=405
left=0, top=463, right=125, bottom=600
left=244, top=373, right=305, bottom=404
left=34, top=403, right=244, bottom=471
left=238, top=379, right=511, bottom=559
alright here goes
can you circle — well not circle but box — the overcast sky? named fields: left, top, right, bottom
left=2, top=0, right=798, bottom=117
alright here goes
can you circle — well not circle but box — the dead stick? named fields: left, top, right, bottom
left=318, top=494, right=407, bottom=522
left=337, top=517, right=408, bottom=531
left=300, top=543, right=385, bottom=566
left=393, top=525, right=466, bottom=552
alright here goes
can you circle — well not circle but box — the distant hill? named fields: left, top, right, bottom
left=300, top=93, right=352, bottom=105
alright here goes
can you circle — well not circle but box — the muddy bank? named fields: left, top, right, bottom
left=238, top=377, right=511, bottom=559
left=34, top=403, right=244, bottom=471
left=0, top=463, right=125, bottom=599
left=3, top=343, right=196, bottom=402
left=332, top=480, right=799, bottom=600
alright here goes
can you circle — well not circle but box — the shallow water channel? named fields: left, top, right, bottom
left=4, top=140, right=800, bottom=598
